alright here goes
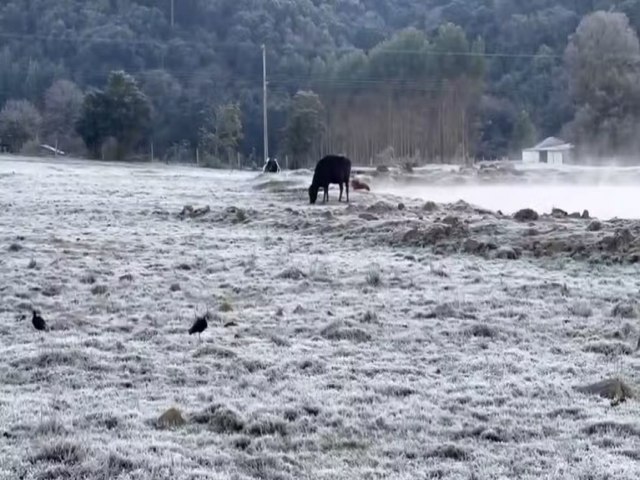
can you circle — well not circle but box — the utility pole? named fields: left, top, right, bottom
left=170, top=0, right=174, bottom=28
left=262, top=44, right=269, bottom=164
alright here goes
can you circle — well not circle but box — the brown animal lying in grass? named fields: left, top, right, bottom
left=351, top=178, right=370, bottom=191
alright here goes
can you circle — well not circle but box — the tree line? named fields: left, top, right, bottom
left=2, top=1, right=640, bottom=164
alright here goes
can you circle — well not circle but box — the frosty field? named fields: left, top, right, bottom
left=2, top=157, right=640, bottom=479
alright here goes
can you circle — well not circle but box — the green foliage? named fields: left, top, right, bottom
left=199, top=103, right=243, bottom=165
left=76, top=71, right=151, bottom=159
left=1, top=1, right=640, bottom=159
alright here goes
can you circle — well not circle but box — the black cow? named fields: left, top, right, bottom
left=308, top=155, right=352, bottom=204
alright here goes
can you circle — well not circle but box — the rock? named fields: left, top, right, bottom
left=587, top=220, right=602, bottom=232
left=358, top=213, right=379, bottom=221
left=8, top=243, right=22, bottom=252
left=513, top=208, right=539, bottom=222
left=569, top=212, right=582, bottom=219
left=170, top=283, right=181, bottom=292
left=441, top=215, right=460, bottom=227
left=179, top=205, right=210, bottom=219
left=422, top=201, right=438, bottom=212
left=397, top=203, right=405, bottom=211
left=158, top=407, right=186, bottom=429
left=494, top=246, right=521, bottom=260
left=582, top=210, right=590, bottom=219
left=551, top=208, right=568, bottom=218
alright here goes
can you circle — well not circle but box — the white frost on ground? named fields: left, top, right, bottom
left=1, top=157, right=640, bottom=479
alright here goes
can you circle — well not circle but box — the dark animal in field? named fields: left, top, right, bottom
left=263, top=157, right=280, bottom=173
left=189, top=312, right=209, bottom=339
left=309, top=155, right=351, bottom=204
left=32, top=310, right=47, bottom=331
left=351, top=178, right=370, bottom=191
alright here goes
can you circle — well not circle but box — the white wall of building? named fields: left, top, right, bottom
left=548, top=151, right=564, bottom=165
left=522, top=150, right=539, bottom=163
left=521, top=149, right=567, bottom=164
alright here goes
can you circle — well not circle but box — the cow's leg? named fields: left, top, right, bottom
left=346, top=180, right=349, bottom=203
left=339, top=182, right=344, bottom=202
left=323, top=186, right=328, bottom=203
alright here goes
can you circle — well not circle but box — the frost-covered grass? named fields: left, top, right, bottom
left=2, top=156, right=640, bottom=479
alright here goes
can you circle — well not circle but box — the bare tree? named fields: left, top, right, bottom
left=0, top=99, right=42, bottom=152
left=564, top=11, right=640, bottom=157
left=43, top=79, right=84, bottom=152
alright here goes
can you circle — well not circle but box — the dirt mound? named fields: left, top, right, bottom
left=398, top=222, right=469, bottom=250
left=576, top=377, right=634, bottom=405
left=513, top=208, right=539, bottom=222
left=157, top=407, right=186, bottom=429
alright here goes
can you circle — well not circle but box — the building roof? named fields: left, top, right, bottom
left=524, top=136, right=573, bottom=152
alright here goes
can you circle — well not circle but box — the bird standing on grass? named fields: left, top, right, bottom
left=32, top=310, right=47, bottom=331
left=189, top=312, right=209, bottom=340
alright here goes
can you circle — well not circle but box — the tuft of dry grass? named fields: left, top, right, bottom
left=191, top=404, right=245, bottom=434
left=365, top=264, right=382, bottom=287
left=31, top=440, right=85, bottom=465
left=90, top=284, right=108, bottom=295
left=219, top=298, right=233, bottom=312
left=568, top=301, right=593, bottom=318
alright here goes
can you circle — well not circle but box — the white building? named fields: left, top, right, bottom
left=522, top=137, right=573, bottom=165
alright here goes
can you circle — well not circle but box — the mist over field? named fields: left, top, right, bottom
left=360, top=163, right=640, bottom=220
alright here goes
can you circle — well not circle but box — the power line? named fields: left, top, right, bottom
left=0, top=30, right=570, bottom=59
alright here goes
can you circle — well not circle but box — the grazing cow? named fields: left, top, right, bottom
left=309, top=155, right=351, bottom=204
left=351, top=178, right=370, bottom=191
left=263, top=157, right=281, bottom=173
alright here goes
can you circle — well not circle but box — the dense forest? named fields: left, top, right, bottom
left=2, top=0, right=640, bottom=165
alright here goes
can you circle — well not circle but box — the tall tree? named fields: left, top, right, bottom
left=564, top=11, right=640, bottom=156
left=199, top=102, right=243, bottom=165
left=43, top=79, right=84, bottom=153
left=284, top=90, right=326, bottom=168
left=76, top=70, right=151, bottom=160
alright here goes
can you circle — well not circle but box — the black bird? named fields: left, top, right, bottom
left=189, top=312, right=209, bottom=340
left=32, top=310, right=47, bottom=331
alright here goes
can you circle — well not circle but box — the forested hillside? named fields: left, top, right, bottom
left=2, top=0, right=640, bottom=164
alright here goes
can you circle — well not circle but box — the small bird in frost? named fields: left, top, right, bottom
left=189, top=312, right=210, bottom=340
left=32, top=310, right=47, bottom=331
